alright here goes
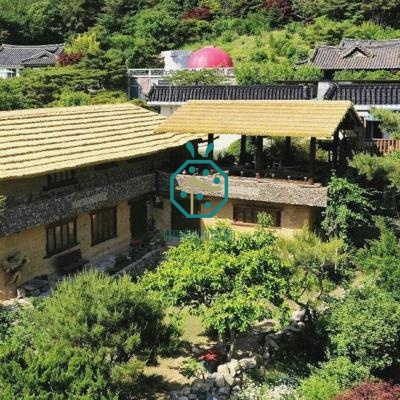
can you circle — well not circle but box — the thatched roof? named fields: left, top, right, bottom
left=0, top=103, right=198, bottom=180
left=155, top=100, right=361, bottom=138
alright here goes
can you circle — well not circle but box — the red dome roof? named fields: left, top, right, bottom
left=188, top=46, right=233, bottom=69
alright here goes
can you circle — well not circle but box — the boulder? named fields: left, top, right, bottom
left=226, top=359, right=240, bottom=376
left=191, top=380, right=207, bottom=395
left=239, top=356, right=259, bottom=370
left=286, top=324, right=302, bottom=333
left=292, top=309, right=306, bottom=322
left=217, top=364, right=230, bottom=376
left=217, top=387, right=230, bottom=396
left=214, top=374, right=226, bottom=388
left=223, top=373, right=234, bottom=386
left=182, top=386, right=191, bottom=396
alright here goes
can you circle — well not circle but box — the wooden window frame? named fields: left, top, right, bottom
left=233, top=204, right=282, bottom=227
left=90, top=207, right=118, bottom=246
left=45, top=170, right=76, bottom=190
left=46, top=218, right=78, bottom=257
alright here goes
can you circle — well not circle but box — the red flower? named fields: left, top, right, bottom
left=198, top=350, right=219, bottom=362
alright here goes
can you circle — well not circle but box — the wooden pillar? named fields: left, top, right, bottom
left=338, top=137, right=346, bottom=175
left=255, top=136, right=264, bottom=176
left=207, top=134, right=214, bottom=160
left=284, top=136, right=291, bottom=166
left=332, top=131, right=339, bottom=170
left=308, top=137, right=316, bottom=184
left=193, top=141, right=199, bottom=158
left=239, top=135, right=247, bottom=165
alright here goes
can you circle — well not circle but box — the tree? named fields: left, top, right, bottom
left=321, top=177, right=373, bottom=247
left=0, top=271, right=176, bottom=399
left=371, top=108, right=400, bottom=139
left=351, top=153, right=400, bottom=190
left=141, top=223, right=290, bottom=359
left=166, top=69, right=228, bottom=86
left=357, top=217, right=400, bottom=299
left=277, top=229, right=350, bottom=306
left=325, top=286, right=400, bottom=372
left=0, top=80, right=30, bottom=110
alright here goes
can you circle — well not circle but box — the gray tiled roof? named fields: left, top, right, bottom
left=310, top=40, right=400, bottom=71
left=325, top=82, right=400, bottom=105
left=340, top=38, right=400, bottom=47
left=0, top=44, right=64, bottom=67
left=147, top=84, right=311, bottom=103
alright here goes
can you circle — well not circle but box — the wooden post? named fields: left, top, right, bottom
left=338, top=137, right=346, bottom=174
left=308, top=137, right=316, bottom=184
left=239, top=135, right=247, bottom=165
left=255, top=136, right=264, bottom=176
left=284, top=136, right=291, bottom=166
left=332, top=131, right=339, bottom=170
left=207, top=134, right=214, bottom=160
left=193, top=141, right=199, bottom=158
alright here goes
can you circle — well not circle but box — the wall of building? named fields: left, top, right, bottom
left=199, top=198, right=321, bottom=237
left=0, top=200, right=132, bottom=299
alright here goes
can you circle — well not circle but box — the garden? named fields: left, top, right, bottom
left=1, top=160, right=400, bottom=399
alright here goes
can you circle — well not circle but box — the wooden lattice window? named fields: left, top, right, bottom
left=46, top=219, right=77, bottom=256
left=233, top=205, right=281, bottom=227
left=46, top=170, right=76, bottom=189
left=90, top=207, right=117, bottom=245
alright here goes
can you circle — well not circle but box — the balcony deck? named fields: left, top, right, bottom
left=358, top=138, right=400, bottom=155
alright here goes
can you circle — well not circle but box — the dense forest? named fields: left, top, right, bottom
left=3, top=0, right=400, bottom=109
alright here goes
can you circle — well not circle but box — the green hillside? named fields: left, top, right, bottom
left=2, top=0, right=400, bottom=109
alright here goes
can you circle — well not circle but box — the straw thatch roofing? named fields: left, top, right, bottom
left=155, top=100, right=361, bottom=138
left=0, top=103, right=199, bottom=180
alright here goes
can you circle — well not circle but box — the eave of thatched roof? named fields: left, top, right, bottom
left=0, top=103, right=199, bottom=181
left=155, top=100, right=361, bottom=138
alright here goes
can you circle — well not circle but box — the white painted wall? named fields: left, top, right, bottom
left=161, top=50, right=192, bottom=70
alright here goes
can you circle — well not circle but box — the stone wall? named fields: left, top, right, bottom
left=0, top=174, right=155, bottom=238
left=159, top=172, right=328, bottom=208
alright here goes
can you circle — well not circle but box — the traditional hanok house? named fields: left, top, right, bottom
left=0, top=103, right=201, bottom=299
left=147, top=84, right=315, bottom=150
left=0, top=43, right=64, bottom=79
left=155, top=100, right=363, bottom=237
left=323, top=81, right=400, bottom=154
left=309, top=38, right=400, bottom=80
left=147, top=84, right=313, bottom=116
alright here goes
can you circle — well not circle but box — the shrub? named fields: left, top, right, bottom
left=334, top=380, right=400, bottom=400
left=0, top=271, right=176, bottom=399
left=357, top=217, right=400, bottom=299
left=298, top=357, right=370, bottom=400
left=325, top=287, right=400, bottom=372
left=321, top=177, right=373, bottom=247
left=57, top=52, right=83, bottom=66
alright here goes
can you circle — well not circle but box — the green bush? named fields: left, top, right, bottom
left=322, top=177, right=373, bottom=247
left=357, top=217, right=400, bottom=299
left=325, top=286, right=400, bottom=372
left=0, top=271, right=176, bottom=399
left=298, top=357, right=370, bottom=400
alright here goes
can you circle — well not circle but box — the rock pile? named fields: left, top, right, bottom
left=170, top=355, right=263, bottom=400
left=170, top=309, right=308, bottom=400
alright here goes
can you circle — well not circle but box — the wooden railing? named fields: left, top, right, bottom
left=358, top=139, right=400, bottom=155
